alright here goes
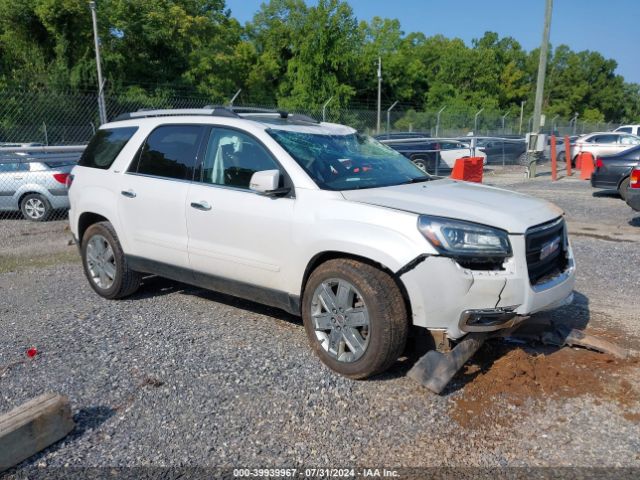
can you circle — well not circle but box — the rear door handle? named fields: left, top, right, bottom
left=121, top=190, right=136, bottom=198
left=190, top=201, right=212, bottom=211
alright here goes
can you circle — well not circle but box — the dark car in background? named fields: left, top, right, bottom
left=473, top=137, right=526, bottom=165
left=380, top=138, right=481, bottom=172
left=626, top=166, right=640, bottom=211
left=373, top=131, right=430, bottom=141
left=590, top=145, right=640, bottom=200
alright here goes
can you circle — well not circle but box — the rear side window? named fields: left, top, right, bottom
left=592, top=134, right=618, bottom=144
left=0, top=162, right=29, bottom=173
left=79, top=127, right=138, bottom=169
left=617, top=127, right=632, bottom=134
left=131, top=125, right=205, bottom=180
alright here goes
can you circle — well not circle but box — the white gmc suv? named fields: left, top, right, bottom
left=68, top=108, right=576, bottom=379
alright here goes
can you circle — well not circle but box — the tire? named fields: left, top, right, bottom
left=558, top=151, right=566, bottom=163
left=412, top=156, right=428, bottom=172
left=619, top=177, right=630, bottom=201
left=81, top=221, right=141, bottom=299
left=302, top=259, right=408, bottom=379
left=517, top=152, right=529, bottom=166
left=20, top=193, right=51, bottom=221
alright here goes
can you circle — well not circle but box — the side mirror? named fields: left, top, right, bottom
left=249, top=170, right=290, bottom=196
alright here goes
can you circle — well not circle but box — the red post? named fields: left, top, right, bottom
left=550, top=135, right=557, bottom=181
left=564, top=135, right=572, bottom=176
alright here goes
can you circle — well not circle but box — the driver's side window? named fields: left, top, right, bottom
left=200, top=128, right=279, bottom=189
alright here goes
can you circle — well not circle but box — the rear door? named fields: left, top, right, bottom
left=185, top=127, right=295, bottom=292
left=117, top=124, right=206, bottom=268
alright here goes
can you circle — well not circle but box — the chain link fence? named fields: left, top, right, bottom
left=0, top=88, right=625, bottom=224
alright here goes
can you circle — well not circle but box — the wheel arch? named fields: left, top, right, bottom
left=17, top=188, right=49, bottom=208
left=617, top=174, right=630, bottom=190
left=77, top=211, right=111, bottom=243
left=300, top=250, right=413, bottom=322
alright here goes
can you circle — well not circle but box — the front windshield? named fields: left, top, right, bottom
left=267, top=129, right=429, bottom=190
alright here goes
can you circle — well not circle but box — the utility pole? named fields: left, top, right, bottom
left=376, top=57, right=382, bottom=134
left=519, top=100, right=526, bottom=134
left=532, top=0, right=553, bottom=136
left=89, top=1, right=107, bottom=125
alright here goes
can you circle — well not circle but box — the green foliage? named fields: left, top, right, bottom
left=0, top=0, right=638, bottom=123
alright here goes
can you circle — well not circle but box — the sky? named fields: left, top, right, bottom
left=225, top=0, right=639, bottom=84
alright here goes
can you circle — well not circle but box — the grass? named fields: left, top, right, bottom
left=0, top=249, right=80, bottom=274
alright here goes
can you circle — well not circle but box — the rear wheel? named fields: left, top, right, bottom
left=20, top=193, right=51, bottom=221
left=619, top=177, right=631, bottom=201
left=81, top=221, right=141, bottom=299
left=302, top=259, right=408, bottom=379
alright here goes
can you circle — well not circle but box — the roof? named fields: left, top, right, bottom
left=107, top=107, right=356, bottom=135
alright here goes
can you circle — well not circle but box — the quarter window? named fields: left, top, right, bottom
left=133, top=125, right=205, bottom=180
left=0, top=162, right=29, bottom=173
left=79, top=127, right=138, bottom=169
left=620, top=135, right=640, bottom=145
left=200, top=128, right=280, bottom=189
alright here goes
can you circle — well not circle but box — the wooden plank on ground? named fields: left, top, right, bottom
left=0, top=392, right=75, bottom=472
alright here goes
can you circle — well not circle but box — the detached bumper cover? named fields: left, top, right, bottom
left=399, top=233, right=576, bottom=340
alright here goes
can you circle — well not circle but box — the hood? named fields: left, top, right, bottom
left=341, top=179, right=563, bottom=234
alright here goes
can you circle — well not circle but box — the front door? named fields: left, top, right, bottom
left=186, top=127, right=295, bottom=292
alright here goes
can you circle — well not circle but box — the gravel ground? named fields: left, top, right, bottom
left=0, top=176, right=639, bottom=476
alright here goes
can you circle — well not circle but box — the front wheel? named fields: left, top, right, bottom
left=81, top=221, right=141, bottom=299
left=302, top=259, right=408, bottom=379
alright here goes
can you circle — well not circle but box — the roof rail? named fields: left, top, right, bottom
left=112, top=107, right=239, bottom=121
left=111, top=106, right=320, bottom=125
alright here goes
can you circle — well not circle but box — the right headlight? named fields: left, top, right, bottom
left=418, top=215, right=512, bottom=258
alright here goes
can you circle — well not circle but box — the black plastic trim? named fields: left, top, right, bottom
left=396, top=254, right=430, bottom=277
left=126, top=255, right=300, bottom=315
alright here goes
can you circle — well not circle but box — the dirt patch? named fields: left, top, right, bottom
left=451, top=341, right=640, bottom=428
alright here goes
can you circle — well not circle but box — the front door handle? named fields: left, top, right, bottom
left=121, top=189, right=136, bottom=198
left=190, top=200, right=212, bottom=211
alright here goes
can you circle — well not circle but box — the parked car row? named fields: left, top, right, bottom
left=377, top=137, right=486, bottom=173
left=584, top=126, right=640, bottom=212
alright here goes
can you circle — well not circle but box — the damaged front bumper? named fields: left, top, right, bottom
left=398, top=233, right=576, bottom=340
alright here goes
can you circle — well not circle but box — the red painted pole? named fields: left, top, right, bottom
left=564, top=135, right=572, bottom=176
left=550, top=135, right=557, bottom=181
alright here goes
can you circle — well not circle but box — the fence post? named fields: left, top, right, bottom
left=436, top=106, right=446, bottom=137
left=386, top=101, right=399, bottom=138
left=474, top=108, right=484, bottom=134
left=501, top=112, right=509, bottom=134
left=322, top=96, right=333, bottom=122
left=565, top=135, right=572, bottom=176
left=42, top=122, right=48, bottom=146
left=550, top=135, right=557, bottom=181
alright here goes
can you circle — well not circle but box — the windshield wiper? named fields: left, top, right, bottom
left=404, top=176, right=432, bottom=184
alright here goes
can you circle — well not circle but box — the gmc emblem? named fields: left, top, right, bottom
left=540, top=236, right=561, bottom=260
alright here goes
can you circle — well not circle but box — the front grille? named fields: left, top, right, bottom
left=525, top=217, right=568, bottom=285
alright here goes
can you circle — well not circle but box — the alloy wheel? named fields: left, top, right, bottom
left=86, top=234, right=117, bottom=289
left=310, top=278, right=370, bottom=362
